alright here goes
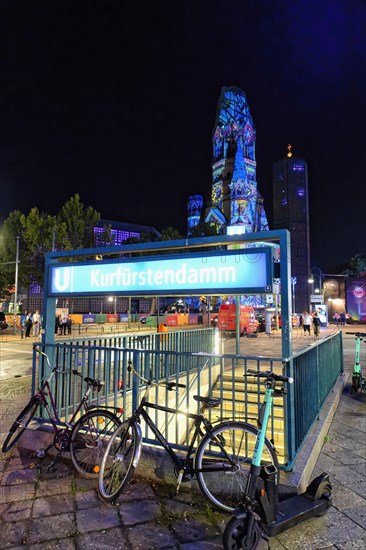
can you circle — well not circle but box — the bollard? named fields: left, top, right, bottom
left=158, top=323, right=168, bottom=343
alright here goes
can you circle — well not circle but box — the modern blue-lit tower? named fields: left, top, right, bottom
left=272, top=146, right=311, bottom=313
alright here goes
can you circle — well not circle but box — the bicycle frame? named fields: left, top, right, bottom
left=125, top=372, right=236, bottom=479
left=35, top=379, right=87, bottom=432
left=34, top=368, right=100, bottom=433
left=138, top=402, right=211, bottom=475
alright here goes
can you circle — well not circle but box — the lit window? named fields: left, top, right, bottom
left=292, top=164, right=304, bottom=171
left=281, top=198, right=287, bottom=206
left=297, top=188, right=305, bottom=197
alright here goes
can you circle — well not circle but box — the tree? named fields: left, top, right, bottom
left=0, top=211, right=24, bottom=295
left=0, top=194, right=109, bottom=293
left=160, top=227, right=183, bottom=241
left=58, top=194, right=101, bottom=249
left=343, top=254, right=366, bottom=277
left=189, top=222, right=219, bottom=238
left=20, top=207, right=69, bottom=285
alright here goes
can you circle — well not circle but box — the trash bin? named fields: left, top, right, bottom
left=158, top=323, right=168, bottom=342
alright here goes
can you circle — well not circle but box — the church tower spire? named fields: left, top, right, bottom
left=204, top=86, right=268, bottom=235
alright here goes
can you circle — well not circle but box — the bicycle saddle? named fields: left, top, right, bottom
left=193, top=395, right=220, bottom=408
left=84, top=377, right=104, bottom=392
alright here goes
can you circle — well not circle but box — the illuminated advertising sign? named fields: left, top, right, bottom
left=346, top=277, right=366, bottom=322
left=49, top=249, right=273, bottom=297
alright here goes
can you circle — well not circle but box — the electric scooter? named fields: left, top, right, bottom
left=223, top=370, right=332, bottom=550
left=346, top=332, right=366, bottom=393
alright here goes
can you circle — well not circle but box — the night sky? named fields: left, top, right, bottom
left=1, top=0, right=365, bottom=273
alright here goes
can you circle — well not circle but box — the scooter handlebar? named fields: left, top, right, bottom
left=247, top=369, right=293, bottom=384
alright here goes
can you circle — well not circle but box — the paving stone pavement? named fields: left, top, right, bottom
left=0, top=329, right=365, bottom=549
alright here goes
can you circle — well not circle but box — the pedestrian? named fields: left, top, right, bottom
left=25, top=312, right=33, bottom=337
left=60, top=311, right=68, bottom=335
left=32, top=310, right=41, bottom=337
left=339, top=312, right=346, bottom=326
left=312, top=311, right=321, bottom=339
left=333, top=312, right=340, bottom=327
left=303, top=311, right=312, bottom=338
left=55, top=315, right=59, bottom=335
left=66, top=315, right=72, bottom=335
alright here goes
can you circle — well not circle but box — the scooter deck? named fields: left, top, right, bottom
left=264, top=494, right=330, bottom=537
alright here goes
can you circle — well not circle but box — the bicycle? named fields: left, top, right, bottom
left=346, top=332, right=366, bottom=393
left=98, top=362, right=278, bottom=512
left=223, top=370, right=331, bottom=549
left=2, top=349, right=121, bottom=478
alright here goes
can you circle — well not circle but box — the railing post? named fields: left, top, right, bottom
left=132, top=353, right=140, bottom=411
left=316, top=344, right=320, bottom=420
left=284, top=358, right=296, bottom=465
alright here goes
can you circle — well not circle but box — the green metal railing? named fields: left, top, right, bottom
left=284, top=331, right=343, bottom=463
left=31, top=329, right=343, bottom=468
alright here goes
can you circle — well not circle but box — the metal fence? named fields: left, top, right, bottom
left=284, top=331, right=344, bottom=463
left=32, top=329, right=343, bottom=468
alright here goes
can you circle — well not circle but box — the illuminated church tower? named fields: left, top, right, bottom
left=204, top=86, right=269, bottom=234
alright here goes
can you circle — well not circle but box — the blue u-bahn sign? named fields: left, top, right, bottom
left=49, top=248, right=274, bottom=297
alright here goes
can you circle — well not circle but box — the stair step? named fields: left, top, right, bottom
left=217, top=401, right=284, bottom=418
left=216, top=400, right=284, bottom=417
left=220, top=377, right=285, bottom=388
left=212, top=389, right=284, bottom=407
left=227, top=369, right=285, bottom=381
left=225, top=417, right=285, bottom=431
left=218, top=381, right=286, bottom=394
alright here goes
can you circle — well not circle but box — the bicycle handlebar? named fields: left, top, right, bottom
left=35, top=349, right=53, bottom=370
left=346, top=332, right=366, bottom=338
left=36, top=350, right=84, bottom=378
left=127, top=363, right=186, bottom=391
left=247, top=369, right=293, bottom=384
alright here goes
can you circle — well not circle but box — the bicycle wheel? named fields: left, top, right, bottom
left=223, top=516, right=263, bottom=550
left=98, top=419, right=140, bottom=502
left=195, top=421, right=279, bottom=512
left=70, top=409, right=121, bottom=479
left=2, top=398, right=40, bottom=453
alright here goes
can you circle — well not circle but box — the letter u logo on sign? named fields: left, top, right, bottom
left=53, top=267, right=73, bottom=292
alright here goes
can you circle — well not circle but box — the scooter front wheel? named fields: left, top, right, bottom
left=223, top=516, right=263, bottom=550
left=352, top=374, right=361, bottom=392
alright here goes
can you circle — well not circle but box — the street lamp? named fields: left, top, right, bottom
left=308, top=267, right=324, bottom=310
left=291, top=276, right=297, bottom=313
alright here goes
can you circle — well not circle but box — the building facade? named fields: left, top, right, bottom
left=272, top=148, right=311, bottom=313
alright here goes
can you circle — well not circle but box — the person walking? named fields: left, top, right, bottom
left=333, top=312, right=340, bottom=327
left=312, top=311, right=321, bottom=340
left=303, top=311, right=312, bottom=338
left=60, top=311, right=68, bottom=335
left=25, top=312, right=33, bottom=337
left=32, top=310, right=41, bottom=337
left=340, top=312, right=346, bottom=326
left=66, top=315, right=72, bottom=335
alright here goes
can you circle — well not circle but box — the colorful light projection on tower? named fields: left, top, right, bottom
left=187, top=195, right=203, bottom=235
left=204, top=86, right=269, bottom=235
